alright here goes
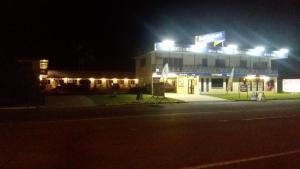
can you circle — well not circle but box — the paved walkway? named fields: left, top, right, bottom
left=165, top=93, right=227, bottom=102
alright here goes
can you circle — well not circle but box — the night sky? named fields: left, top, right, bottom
left=1, top=0, right=300, bottom=75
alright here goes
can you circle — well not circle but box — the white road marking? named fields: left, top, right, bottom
left=242, top=114, right=300, bottom=121
left=181, top=149, right=300, bottom=169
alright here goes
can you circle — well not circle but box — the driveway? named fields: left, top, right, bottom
left=165, top=93, right=227, bottom=102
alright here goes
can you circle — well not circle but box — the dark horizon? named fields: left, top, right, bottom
left=0, top=0, right=299, bottom=75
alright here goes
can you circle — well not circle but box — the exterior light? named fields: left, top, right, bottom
left=89, top=78, right=95, bottom=82
left=279, top=48, right=289, bottom=53
left=255, top=46, right=265, bottom=52
left=158, top=39, right=175, bottom=51
left=189, top=43, right=207, bottom=53
left=134, top=79, right=139, bottom=83
left=77, top=78, right=81, bottom=81
left=63, top=77, right=68, bottom=83
left=260, top=75, right=270, bottom=81
left=247, top=46, right=265, bottom=56
left=273, top=48, right=289, bottom=59
left=101, top=78, right=106, bottom=81
left=245, top=75, right=256, bottom=80
left=113, top=78, right=118, bottom=83
left=223, top=44, right=239, bottom=54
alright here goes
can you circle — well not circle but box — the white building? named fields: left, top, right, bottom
left=135, top=39, right=288, bottom=94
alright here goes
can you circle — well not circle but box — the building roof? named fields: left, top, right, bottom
left=47, top=70, right=136, bottom=79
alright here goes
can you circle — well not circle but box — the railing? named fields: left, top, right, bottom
left=153, top=64, right=278, bottom=75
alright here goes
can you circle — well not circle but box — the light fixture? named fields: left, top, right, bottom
left=159, top=39, right=175, bottom=51
left=189, top=43, right=207, bottom=53
left=223, top=44, right=239, bottom=54
left=247, top=46, right=265, bottom=56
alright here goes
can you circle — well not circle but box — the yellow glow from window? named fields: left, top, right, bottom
left=134, top=79, right=139, bottom=83
left=89, top=78, right=95, bottom=82
left=260, top=75, right=270, bottom=81
left=63, top=78, right=68, bottom=83
left=101, top=78, right=106, bottom=81
left=245, top=75, right=256, bottom=80
left=77, top=78, right=81, bottom=81
left=113, top=78, right=118, bottom=83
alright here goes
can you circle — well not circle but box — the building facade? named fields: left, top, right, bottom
left=135, top=41, right=288, bottom=95
left=40, top=70, right=139, bottom=93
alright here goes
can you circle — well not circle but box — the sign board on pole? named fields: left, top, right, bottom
left=240, top=84, right=248, bottom=92
left=153, top=82, right=165, bottom=97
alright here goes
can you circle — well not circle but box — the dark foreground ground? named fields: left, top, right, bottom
left=1, top=100, right=300, bottom=169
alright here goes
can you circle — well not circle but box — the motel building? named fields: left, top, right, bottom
left=135, top=34, right=289, bottom=95
left=38, top=60, right=139, bottom=92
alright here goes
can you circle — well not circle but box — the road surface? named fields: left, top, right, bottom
left=1, top=100, right=300, bottom=169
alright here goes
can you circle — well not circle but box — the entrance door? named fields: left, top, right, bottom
left=188, top=79, right=195, bottom=94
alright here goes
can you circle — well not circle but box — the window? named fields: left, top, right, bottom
left=240, top=60, right=247, bottom=68
left=96, top=80, right=102, bottom=84
left=140, top=58, right=146, bottom=67
left=118, top=80, right=124, bottom=84
left=130, top=80, right=135, bottom=84
left=163, top=57, right=183, bottom=71
left=215, top=59, right=225, bottom=67
left=202, top=58, right=208, bottom=67
left=253, top=62, right=267, bottom=69
left=211, top=78, right=224, bottom=88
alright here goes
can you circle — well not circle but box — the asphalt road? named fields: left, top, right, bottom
left=1, top=100, right=300, bottom=169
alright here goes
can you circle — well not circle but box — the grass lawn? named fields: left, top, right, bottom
left=88, top=94, right=182, bottom=105
left=208, top=92, right=300, bottom=101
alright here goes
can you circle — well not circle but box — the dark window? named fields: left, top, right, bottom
left=202, top=58, right=208, bottom=67
left=215, top=59, right=225, bottom=67
left=140, top=58, right=146, bottom=67
left=253, top=62, right=267, bottom=69
left=206, top=78, right=209, bottom=92
left=240, top=60, right=247, bottom=68
left=211, top=78, right=224, bottom=88
left=131, top=80, right=135, bottom=84
left=201, top=78, right=204, bottom=92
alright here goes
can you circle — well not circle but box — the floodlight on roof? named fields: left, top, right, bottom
left=273, top=48, right=289, bottom=59
left=247, top=46, right=265, bottom=56
left=189, top=43, right=207, bottom=53
left=159, top=39, right=175, bottom=51
left=223, top=44, right=239, bottom=54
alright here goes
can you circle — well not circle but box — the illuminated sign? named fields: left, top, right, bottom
left=283, top=79, right=300, bottom=93
left=40, top=59, right=48, bottom=69
left=40, top=59, right=49, bottom=75
left=195, top=31, right=225, bottom=44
